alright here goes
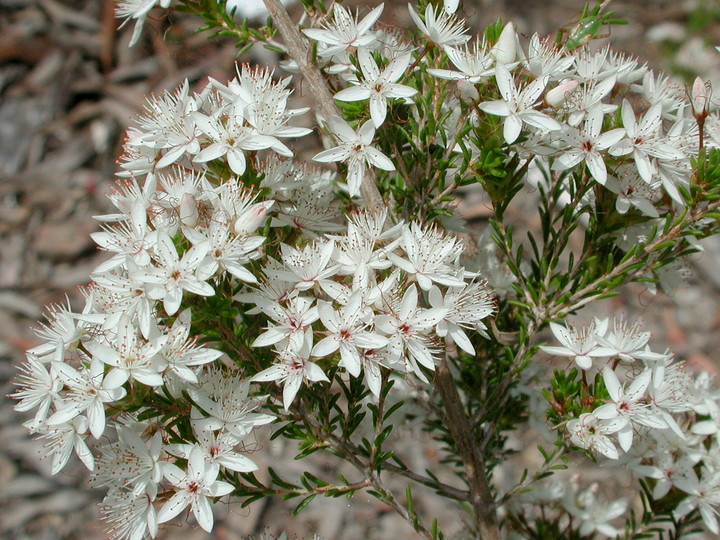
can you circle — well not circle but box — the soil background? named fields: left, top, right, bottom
left=1, top=0, right=720, bottom=539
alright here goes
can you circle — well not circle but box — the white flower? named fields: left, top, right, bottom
left=387, top=222, right=465, bottom=291
left=276, top=240, right=339, bottom=291
left=184, top=215, right=264, bottom=284
left=604, top=166, right=661, bottom=217
left=154, top=310, right=224, bottom=383
left=592, top=317, right=652, bottom=362
left=313, top=116, right=395, bottom=197
left=251, top=331, right=330, bottom=410
left=30, top=297, right=96, bottom=363
left=92, top=269, right=155, bottom=339
left=312, top=291, right=389, bottom=377
left=116, top=0, right=172, bottom=47
left=166, top=420, right=258, bottom=473
left=608, top=99, right=684, bottom=183
left=142, top=232, right=215, bottom=316
left=85, top=315, right=164, bottom=389
left=35, top=416, right=95, bottom=474
left=427, top=38, right=495, bottom=84
left=91, top=201, right=155, bottom=272
left=564, top=76, right=617, bottom=127
left=252, top=295, right=319, bottom=348
left=408, top=3, right=469, bottom=48
left=428, top=282, right=495, bottom=355
left=189, top=373, right=274, bottom=438
left=376, top=285, right=447, bottom=383
left=553, top=106, right=625, bottom=185
left=193, top=112, right=287, bottom=176
left=334, top=49, right=417, bottom=128
left=48, top=357, right=126, bottom=440
left=539, top=321, right=606, bottom=370
left=100, top=486, right=158, bottom=540
left=674, top=468, right=720, bottom=534
left=567, top=412, right=623, bottom=459
left=566, top=487, right=627, bottom=537
left=302, top=4, right=383, bottom=59
left=594, top=367, right=666, bottom=452
left=524, top=34, right=574, bottom=79
left=632, top=449, right=697, bottom=500
left=479, top=65, right=561, bottom=144
left=131, top=81, right=200, bottom=169
left=92, top=424, right=164, bottom=497
left=11, top=353, right=61, bottom=425
left=157, top=447, right=234, bottom=533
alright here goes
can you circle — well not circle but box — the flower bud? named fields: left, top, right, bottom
left=234, top=200, right=274, bottom=236
left=491, top=22, right=517, bottom=65
left=545, top=79, right=579, bottom=107
left=691, top=76, right=711, bottom=120
left=179, top=193, right=199, bottom=228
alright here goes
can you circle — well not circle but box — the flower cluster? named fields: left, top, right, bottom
left=241, top=210, right=495, bottom=406
left=12, top=46, right=494, bottom=540
left=11, top=65, right=314, bottom=540
left=11, top=0, right=720, bottom=538
left=543, top=317, right=720, bottom=533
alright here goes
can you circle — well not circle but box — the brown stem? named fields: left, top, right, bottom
left=262, top=0, right=385, bottom=212
left=434, top=357, right=501, bottom=540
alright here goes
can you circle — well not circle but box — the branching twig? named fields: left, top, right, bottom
left=383, top=462, right=468, bottom=500
left=547, top=199, right=720, bottom=319
left=499, top=446, right=566, bottom=505
left=281, top=404, right=437, bottom=539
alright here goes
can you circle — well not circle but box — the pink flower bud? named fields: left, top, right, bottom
left=234, top=200, right=274, bottom=236
left=691, top=76, right=711, bottom=119
left=545, top=79, right=579, bottom=107
left=491, top=22, right=517, bottom=65
left=179, top=193, right=199, bottom=228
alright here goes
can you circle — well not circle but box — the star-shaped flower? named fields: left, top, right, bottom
left=313, top=116, right=395, bottom=197
left=335, top=49, right=417, bottom=128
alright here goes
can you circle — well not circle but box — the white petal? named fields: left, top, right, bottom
left=282, top=375, right=303, bottom=410
left=364, top=146, right=395, bottom=171
left=311, top=335, right=339, bottom=357
left=478, top=100, right=510, bottom=117
left=369, top=95, right=388, bottom=128
left=220, top=454, right=258, bottom=473
left=157, top=492, right=191, bottom=524
left=503, top=114, right=523, bottom=144
left=602, top=366, right=622, bottom=402
left=586, top=152, right=607, bottom=185
left=305, top=362, right=330, bottom=382
left=334, top=86, right=372, bottom=102
left=192, top=495, right=214, bottom=533
left=328, top=115, right=357, bottom=142
left=313, top=146, right=351, bottom=163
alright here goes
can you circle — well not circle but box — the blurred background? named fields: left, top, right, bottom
left=1, top=0, right=720, bottom=538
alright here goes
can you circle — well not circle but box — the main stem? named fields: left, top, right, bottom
left=434, top=357, right=501, bottom=540
left=262, top=0, right=385, bottom=212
